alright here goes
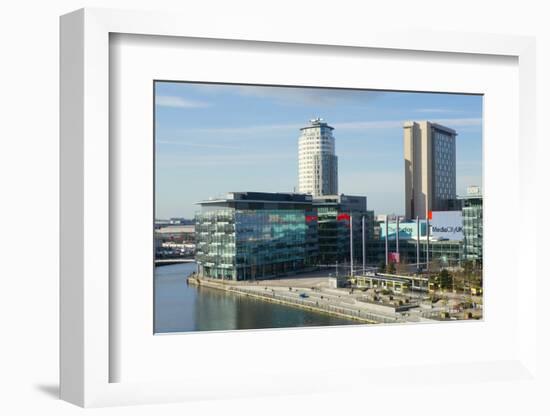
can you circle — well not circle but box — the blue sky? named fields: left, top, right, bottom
left=155, top=82, right=482, bottom=219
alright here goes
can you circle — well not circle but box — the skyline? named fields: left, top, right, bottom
left=155, top=82, right=483, bottom=219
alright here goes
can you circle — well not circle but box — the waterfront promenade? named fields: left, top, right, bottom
left=187, top=274, right=430, bottom=325
left=155, top=258, right=196, bottom=266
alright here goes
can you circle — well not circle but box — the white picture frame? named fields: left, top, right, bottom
left=60, top=7, right=539, bottom=408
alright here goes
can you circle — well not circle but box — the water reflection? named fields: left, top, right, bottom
left=154, top=263, right=357, bottom=333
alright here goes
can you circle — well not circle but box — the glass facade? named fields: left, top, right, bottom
left=462, top=196, right=483, bottom=262
left=195, top=191, right=480, bottom=278
left=431, top=127, right=457, bottom=211
left=195, top=192, right=373, bottom=279
left=195, top=208, right=236, bottom=279
left=316, top=206, right=350, bottom=263
left=196, top=197, right=316, bottom=280
left=314, top=200, right=372, bottom=264
left=367, top=239, right=463, bottom=266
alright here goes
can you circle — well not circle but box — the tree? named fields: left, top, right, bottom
left=439, top=269, right=453, bottom=290
left=378, top=260, right=386, bottom=273
left=463, top=260, right=474, bottom=276
left=386, top=262, right=396, bottom=274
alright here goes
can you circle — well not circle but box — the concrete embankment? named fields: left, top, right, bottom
left=187, top=276, right=384, bottom=324
left=155, top=259, right=196, bottom=266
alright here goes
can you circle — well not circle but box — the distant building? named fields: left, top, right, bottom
left=168, top=217, right=194, bottom=225
left=368, top=230, right=463, bottom=267
left=467, top=185, right=482, bottom=196
left=373, top=189, right=482, bottom=266
left=195, top=192, right=318, bottom=280
left=155, top=224, right=195, bottom=242
left=376, top=214, right=404, bottom=222
left=404, top=121, right=457, bottom=219
left=298, top=118, right=338, bottom=196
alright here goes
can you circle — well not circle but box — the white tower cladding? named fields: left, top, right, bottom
left=298, top=118, right=338, bottom=196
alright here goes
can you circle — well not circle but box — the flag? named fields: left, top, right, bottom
left=389, top=252, right=400, bottom=263
left=337, top=213, right=350, bottom=221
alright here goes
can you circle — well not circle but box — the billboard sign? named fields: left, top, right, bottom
left=380, top=220, right=427, bottom=240
left=430, top=211, right=463, bottom=240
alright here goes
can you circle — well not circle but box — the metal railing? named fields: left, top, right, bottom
left=230, top=286, right=404, bottom=324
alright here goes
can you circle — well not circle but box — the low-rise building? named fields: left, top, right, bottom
left=367, top=238, right=463, bottom=267
left=195, top=192, right=318, bottom=280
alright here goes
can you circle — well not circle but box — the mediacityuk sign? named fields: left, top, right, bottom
left=430, top=211, right=463, bottom=240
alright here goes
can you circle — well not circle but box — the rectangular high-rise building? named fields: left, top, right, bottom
left=404, top=121, right=457, bottom=220
left=298, top=118, right=338, bottom=196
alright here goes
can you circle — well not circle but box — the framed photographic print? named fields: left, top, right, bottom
left=153, top=81, right=483, bottom=334
left=60, top=7, right=539, bottom=408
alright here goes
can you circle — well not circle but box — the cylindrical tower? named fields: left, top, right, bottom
left=298, top=118, right=338, bottom=196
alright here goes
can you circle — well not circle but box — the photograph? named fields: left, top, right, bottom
left=153, top=82, right=483, bottom=333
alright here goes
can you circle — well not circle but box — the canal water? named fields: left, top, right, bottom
left=154, top=262, right=358, bottom=333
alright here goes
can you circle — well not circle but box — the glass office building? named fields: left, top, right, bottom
left=366, top=239, right=463, bottom=267
left=195, top=192, right=317, bottom=280
left=313, top=195, right=372, bottom=264
left=315, top=205, right=350, bottom=263
left=461, top=192, right=483, bottom=263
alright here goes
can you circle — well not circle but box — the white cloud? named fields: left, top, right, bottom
left=156, top=95, right=209, bottom=108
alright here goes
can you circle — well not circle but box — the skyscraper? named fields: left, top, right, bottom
left=404, top=121, right=457, bottom=220
left=298, top=118, right=338, bottom=196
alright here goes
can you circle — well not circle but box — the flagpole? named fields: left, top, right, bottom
left=385, top=215, right=389, bottom=267
left=362, top=215, right=366, bottom=275
left=350, top=214, right=354, bottom=277
left=396, top=216, right=400, bottom=262
left=427, top=210, right=430, bottom=277
left=416, top=215, right=420, bottom=270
